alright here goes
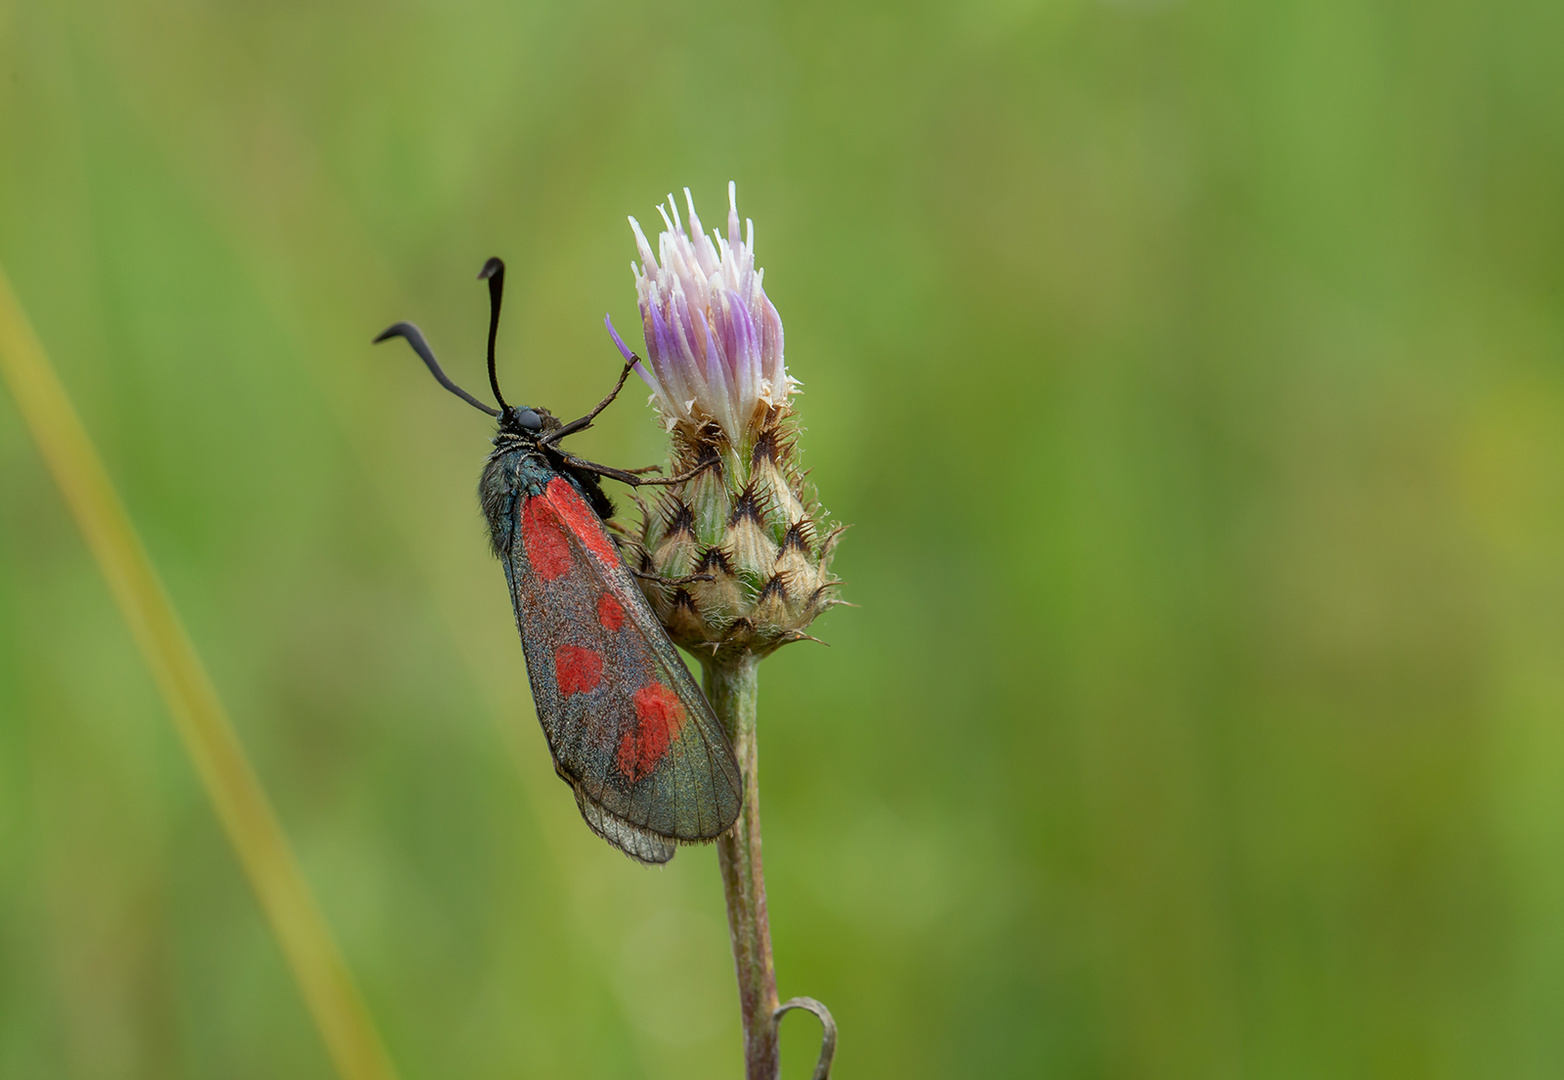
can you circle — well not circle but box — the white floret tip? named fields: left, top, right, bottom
left=624, top=182, right=794, bottom=448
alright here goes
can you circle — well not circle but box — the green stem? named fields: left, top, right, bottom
left=704, top=654, right=779, bottom=1080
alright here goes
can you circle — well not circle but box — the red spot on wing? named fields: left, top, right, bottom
left=522, top=496, right=573, bottom=581
left=545, top=477, right=620, bottom=565
left=616, top=683, right=687, bottom=782
left=555, top=645, right=603, bottom=696
left=598, top=593, right=625, bottom=632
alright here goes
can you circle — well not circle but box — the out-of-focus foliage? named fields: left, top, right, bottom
left=1, top=0, right=1561, bottom=1077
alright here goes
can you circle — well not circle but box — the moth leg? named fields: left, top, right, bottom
left=556, top=450, right=716, bottom=488
left=630, top=568, right=714, bottom=586
left=629, top=456, right=717, bottom=486
left=552, top=453, right=655, bottom=487
left=542, top=357, right=639, bottom=444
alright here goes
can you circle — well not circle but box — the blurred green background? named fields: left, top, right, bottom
left=2, top=0, right=1562, bottom=1076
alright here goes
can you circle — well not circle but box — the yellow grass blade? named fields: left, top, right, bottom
left=0, top=263, right=399, bottom=1080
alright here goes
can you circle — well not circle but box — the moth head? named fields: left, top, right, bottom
left=501, top=405, right=559, bottom=437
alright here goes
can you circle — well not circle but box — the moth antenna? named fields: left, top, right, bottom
left=372, top=322, right=500, bottom=417
left=478, top=257, right=512, bottom=413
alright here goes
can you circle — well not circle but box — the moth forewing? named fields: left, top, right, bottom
left=485, top=446, right=741, bottom=862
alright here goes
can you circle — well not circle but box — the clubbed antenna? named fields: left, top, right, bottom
left=478, top=257, right=511, bottom=413
left=372, top=322, right=499, bottom=417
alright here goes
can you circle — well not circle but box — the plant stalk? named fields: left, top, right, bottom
left=705, top=654, right=780, bottom=1080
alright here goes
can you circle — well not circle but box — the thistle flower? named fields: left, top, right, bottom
left=607, top=183, right=842, bottom=662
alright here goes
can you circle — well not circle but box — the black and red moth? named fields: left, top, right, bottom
left=374, top=258, right=742, bottom=864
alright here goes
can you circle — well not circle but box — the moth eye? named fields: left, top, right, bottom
left=514, top=408, right=543, bottom=431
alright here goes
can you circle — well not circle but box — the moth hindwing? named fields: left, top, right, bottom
left=375, top=256, right=742, bottom=864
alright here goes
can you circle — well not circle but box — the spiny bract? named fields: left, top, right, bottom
left=629, top=407, right=843, bottom=661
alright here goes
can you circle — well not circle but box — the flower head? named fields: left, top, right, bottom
left=611, top=184, right=843, bottom=662
left=615, top=182, right=795, bottom=449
